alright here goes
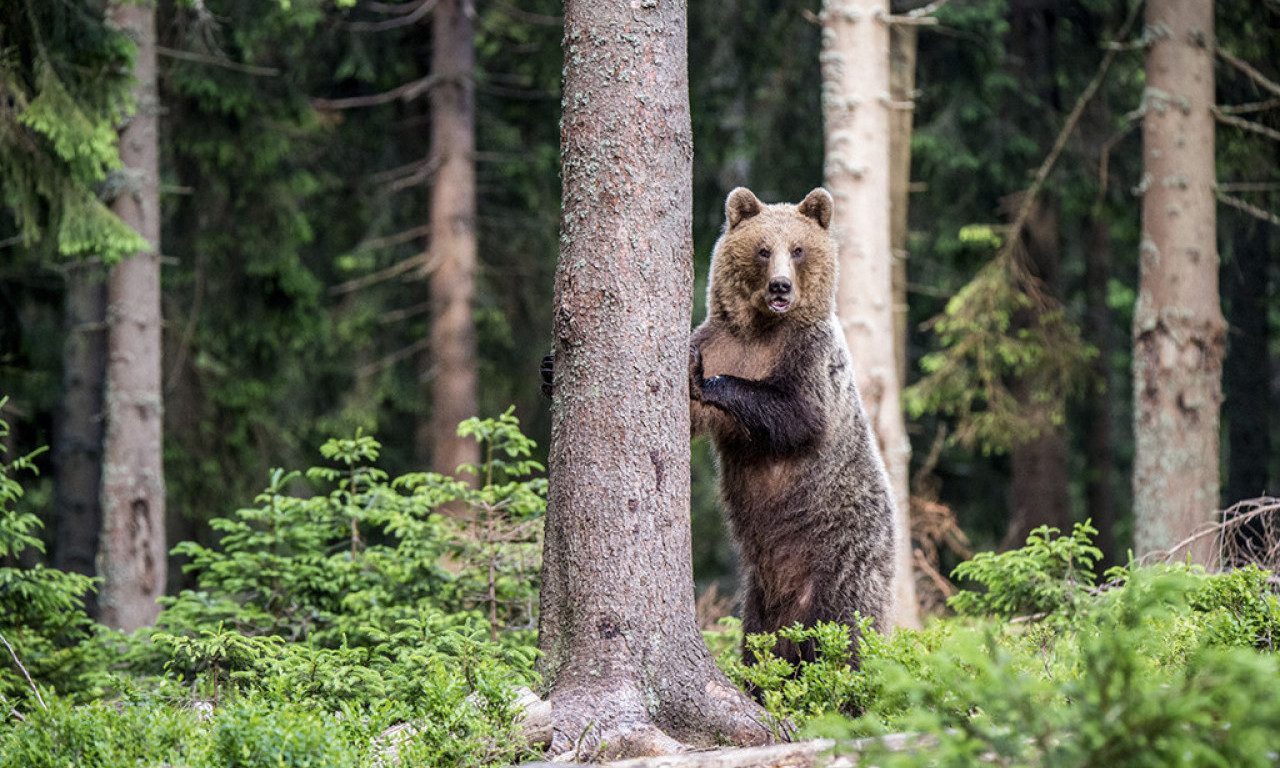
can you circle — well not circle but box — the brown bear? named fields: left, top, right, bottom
left=690, top=186, right=894, bottom=670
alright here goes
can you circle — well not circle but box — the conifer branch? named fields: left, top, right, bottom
left=1000, top=0, right=1143, bottom=272
left=0, top=632, right=47, bottom=713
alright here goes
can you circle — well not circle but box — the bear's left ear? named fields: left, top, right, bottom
left=798, top=188, right=833, bottom=230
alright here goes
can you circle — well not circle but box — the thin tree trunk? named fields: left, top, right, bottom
left=1224, top=220, right=1271, bottom=505
left=52, top=261, right=107, bottom=617
left=419, top=0, right=480, bottom=479
left=1001, top=193, right=1071, bottom=551
left=537, top=0, right=770, bottom=757
left=1132, top=0, right=1224, bottom=565
left=821, top=0, right=919, bottom=629
left=1083, top=217, right=1118, bottom=567
left=888, top=21, right=916, bottom=390
left=98, top=0, right=166, bottom=631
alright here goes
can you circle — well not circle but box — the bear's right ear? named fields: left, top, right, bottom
left=725, top=187, right=762, bottom=230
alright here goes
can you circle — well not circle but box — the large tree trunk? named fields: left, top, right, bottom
left=537, top=0, right=771, bottom=758
left=821, top=0, right=919, bottom=629
left=98, top=0, right=167, bottom=631
left=419, top=0, right=480, bottom=479
left=52, top=261, right=107, bottom=617
left=1132, top=0, right=1224, bottom=565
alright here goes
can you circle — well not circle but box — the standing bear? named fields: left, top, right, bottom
left=691, top=186, right=894, bottom=669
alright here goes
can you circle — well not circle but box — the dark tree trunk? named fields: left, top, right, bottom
left=1132, top=0, right=1224, bottom=565
left=51, top=261, right=107, bottom=617
left=1002, top=193, right=1071, bottom=551
left=419, top=0, right=480, bottom=479
left=537, top=0, right=770, bottom=757
left=1224, top=220, right=1272, bottom=504
left=98, top=0, right=167, bottom=631
left=1082, top=217, right=1119, bottom=568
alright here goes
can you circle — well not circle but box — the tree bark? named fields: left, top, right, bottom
left=52, top=261, right=107, bottom=617
left=888, top=21, right=916, bottom=391
left=821, top=0, right=919, bottom=629
left=1002, top=194, right=1071, bottom=551
left=538, top=0, right=771, bottom=757
left=419, top=0, right=480, bottom=479
left=1132, top=0, right=1224, bottom=565
left=98, top=0, right=167, bottom=632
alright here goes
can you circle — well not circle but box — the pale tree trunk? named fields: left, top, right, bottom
left=98, top=0, right=166, bottom=631
left=419, top=0, right=480, bottom=478
left=537, top=0, right=771, bottom=757
left=821, top=0, right=919, bottom=629
left=1132, top=0, right=1224, bottom=565
left=888, top=20, right=916, bottom=389
left=52, top=261, right=107, bottom=617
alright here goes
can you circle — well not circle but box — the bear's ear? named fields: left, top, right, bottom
left=725, top=187, right=763, bottom=230
left=798, top=188, right=833, bottom=230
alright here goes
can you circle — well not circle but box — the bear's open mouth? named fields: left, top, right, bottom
left=768, top=296, right=792, bottom=313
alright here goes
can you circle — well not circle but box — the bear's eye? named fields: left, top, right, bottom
left=792, top=246, right=805, bottom=261
left=757, top=247, right=770, bottom=261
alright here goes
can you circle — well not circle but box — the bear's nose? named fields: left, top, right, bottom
left=768, top=277, right=792, bottom=296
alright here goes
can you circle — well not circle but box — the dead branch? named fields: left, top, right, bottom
left=1135, top=497, right=1280, bottom=569
left=1217, top=190, right=1280, bottom=228
left=156, top=46, right=279, bottom=76
left=330, top=251, right=435, bottom=297
left=519, top=733, right=939, bottom=768
left=0, top=631, right=47, bottom=713
left=311, top=74, right=440, bottom=110
left=1216, top=44, right=1280, bottom=99
left=345, top=0, right=439, bottom=32
left=1213, top=106, right=1280, bottom=143
left=1000, top=0, right=1143, bottom=270
left=1217, top=97, right=1280, bottom=116
left=914, top=547, right=957, bottom=600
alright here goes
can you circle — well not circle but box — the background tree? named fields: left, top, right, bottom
left=537, top=0, right=770, bottom=756
left=97, top=0, right=166, bottom=631
left=1132, top=0, right=1224, bottom=564
left=421, top=0, right=480, bottom=479
left=821, top=0, right=920, bottom=630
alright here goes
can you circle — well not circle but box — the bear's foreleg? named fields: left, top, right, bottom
left=690, top=347, right=823, bottom=454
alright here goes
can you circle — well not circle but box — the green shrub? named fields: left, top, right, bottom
left=0, top=696, right=205, bottom=768
left=948, top=521, right=1102, bottom=620
left=0, top=400, right=106, bottom=707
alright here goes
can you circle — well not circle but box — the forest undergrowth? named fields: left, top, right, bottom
left=3, top=403, right=1279, bottom=767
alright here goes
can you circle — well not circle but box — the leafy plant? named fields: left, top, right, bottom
left=0, top=399, right=104, bottom=710
left=948, top=520, right=1103, bottom=620
left=716, top=618, right=876, bottom=737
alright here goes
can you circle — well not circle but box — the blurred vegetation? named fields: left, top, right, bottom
left=1, top=0, right=1279, bottom=761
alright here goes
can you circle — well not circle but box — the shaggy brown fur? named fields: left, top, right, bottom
left=690, top=187, right=895, bottom=669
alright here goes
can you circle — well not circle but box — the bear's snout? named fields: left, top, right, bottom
left=768, top=277, right=793, bottom=312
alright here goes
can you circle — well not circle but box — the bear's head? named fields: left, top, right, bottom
left=707, top=187, right=837, bottom=332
